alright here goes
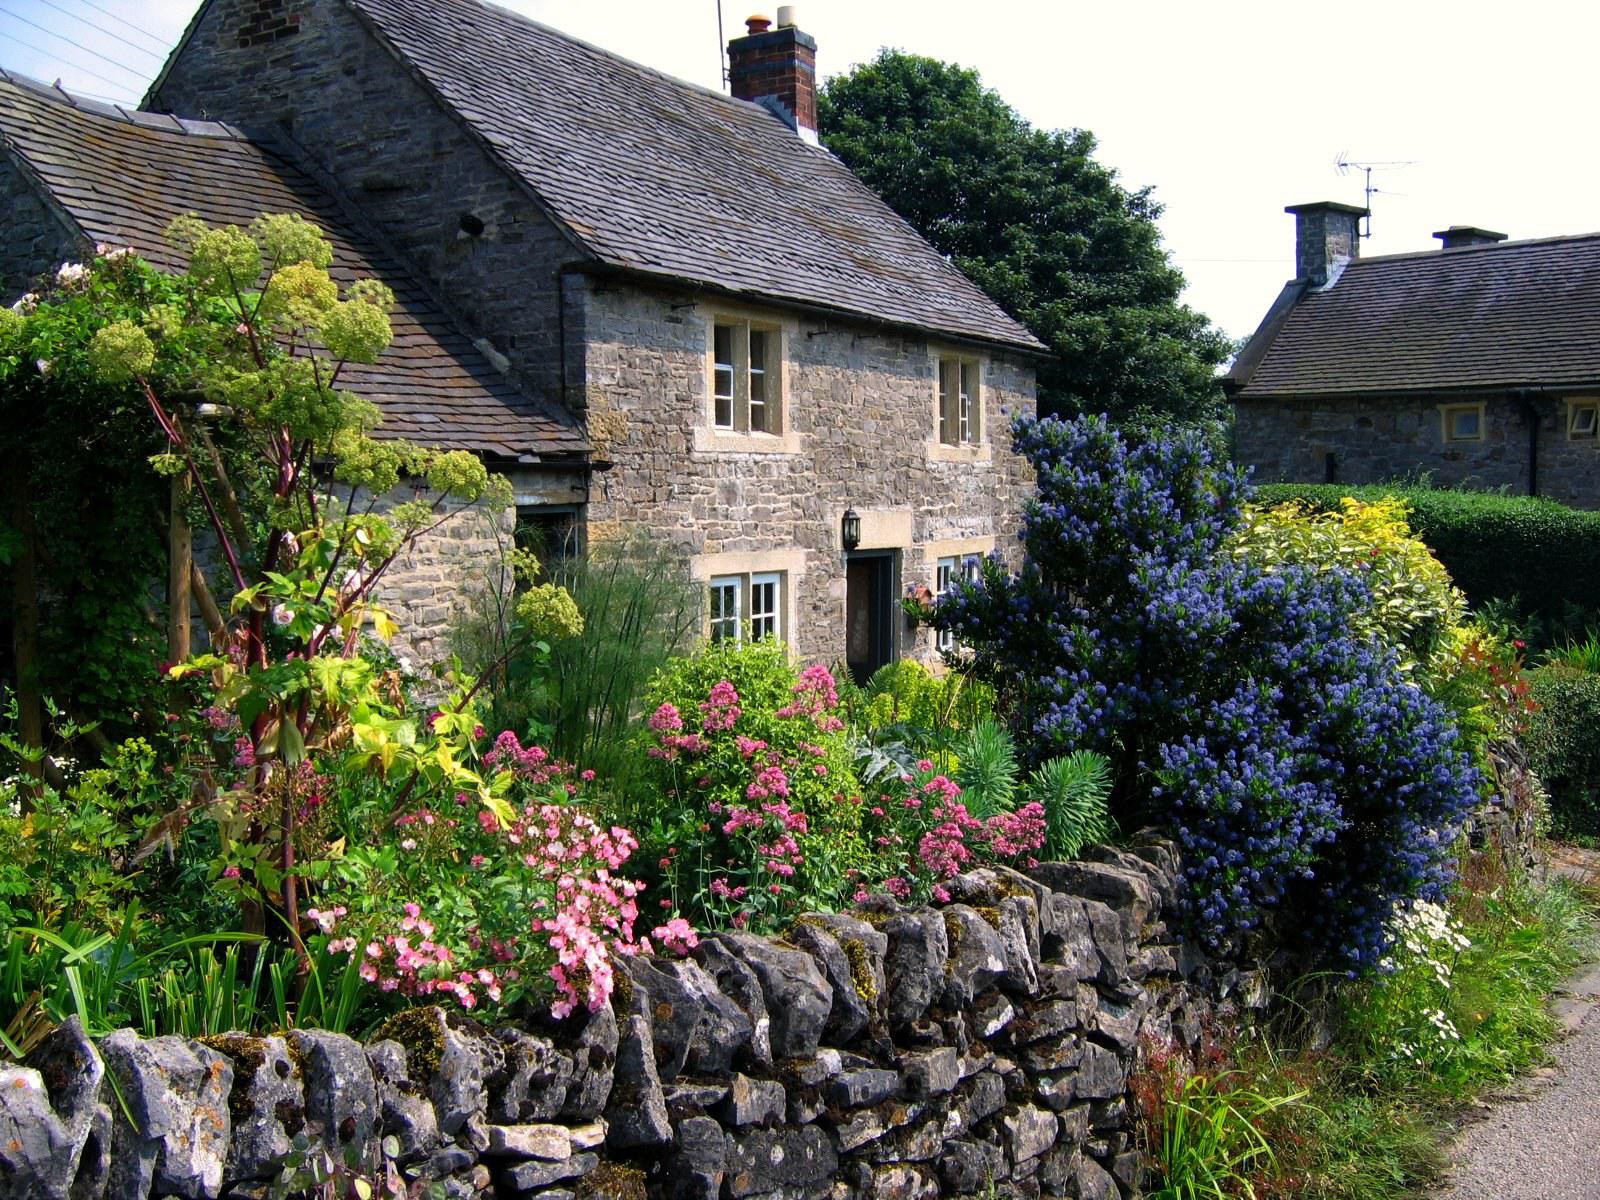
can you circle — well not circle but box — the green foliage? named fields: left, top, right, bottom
left=1541, top=631, right=1600, bottom=674
left=1230, top=496, right=1466, bottom=673
left=1256, top=482, right=1600, bottom=651
left=818, top=51, right=1230, bottom=425
left=1139, top=1059, right=1304, bottom=1200
left=638, top=641, right=862, bottom=928
left=1525, top=665, right=1600, bottom=836
left=1028, top=750, right=1113, bottom=860
left=952, top=719, right=1017, bottom=818
left=1335, top=877, right=1592, bottom=1102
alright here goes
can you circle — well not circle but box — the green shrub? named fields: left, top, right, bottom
left=1028, top=750, right=1113, bottom=860
left=1525, top=665, right=1600, bottom=836
left=1256, top=483, right=1600, bottom=648
left=953, top=719, right=1018, bottom=818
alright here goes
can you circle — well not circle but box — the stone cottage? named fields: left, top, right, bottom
left=1228, top=201, right=1600, bottom=508
left=2, top=0, right=1046, bottom=679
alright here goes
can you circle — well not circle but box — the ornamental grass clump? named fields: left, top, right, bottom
left=932, top=414, right=1482, bottom=970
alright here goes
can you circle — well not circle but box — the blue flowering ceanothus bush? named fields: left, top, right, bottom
left=935, top=415, right=1480, bottom=969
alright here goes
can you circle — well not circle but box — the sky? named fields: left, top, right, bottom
left=3, top=0, right=1599, bottom=341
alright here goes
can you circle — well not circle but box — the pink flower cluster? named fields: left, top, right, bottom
left=651, top=917, right=699, bottom=956
left=484, top=730, right=577, bottom=789
left=776, top=665, right=845, bottom=732
left=700, top=680, right=742, bottom=732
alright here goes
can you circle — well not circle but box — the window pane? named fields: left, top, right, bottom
left=749, top=329, right=768, bottom=433
left=714, top=325, right=735, bottom=429
left=750, top=573, right=780, bottom=642
left=709, top=577, right=741, bottom=643
left=1452, top=409, right=1480, bottom=439
left=960, top=362, right=978, bottom=443
left=936, top=557, right=956, bottom=652
left=938, top=359, right=958, bottom=445
left=1573, top=405, right=1598, bottom=437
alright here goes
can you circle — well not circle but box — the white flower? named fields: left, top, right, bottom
left=10, top=293, right=38, bottom=314
left=95, top=243, right=133, bottom=263
left=396, top=655, right=413, bottom=675
left=54, top=262, right=88, bottom=289
left=34, top=358, right=52, bottom=379
left=271, top=603, right=295, bottom=628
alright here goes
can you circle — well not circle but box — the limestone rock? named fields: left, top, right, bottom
left=484, top=1122, right=571, bottom=1160
left=692, top=936, right=774, bottom=1070
left=898, top=1047, right=959, bottom=1099
left=602, top=1014, right=671, bottom=1149
left=1073, top=1042, right=1127, bottom=1101
left=881, top=911, right=948, bottom=1029
left=663, top=1114, right=727, bottom=1200
left=724, top=1126, right=838, bottom=1197
left=714, top=1073, right=786, bottom=1127
left=489, top=1027, right=573, bottom=1123
left=828, top=1068, right=899, bottom=1109
left=939, top=1138, right=1006, bottom=1194
left=801, top=913, right=888, bottom=1024
left=205, top=1033, right=302, bottom=1182
left=100, top=1030, right=233, bottom=1200
left=707, top=932, right=832, bottom=1059
left=0, top=1065, right=79, bottom=1200
left=996, top=897, right=1040, bottom=996
left=939, top=905, right=1007, bottom=1008
left=1004, top=1103, right=1060, bottom=1163
left=286, top=1028, right=376, bottom=1155
left=789, top=918, right=873, bottom=1043
left=366, top=1039, right=441, bottom=1163
left=558, top=1003, right=618, bottom=1122
left=1031, top=860, right=1153, bottom=943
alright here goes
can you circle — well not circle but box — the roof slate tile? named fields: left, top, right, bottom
left=0, top=71, right=586, bottom=460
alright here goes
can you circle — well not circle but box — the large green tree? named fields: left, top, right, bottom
left=819, top=51, right=1230, bottom=425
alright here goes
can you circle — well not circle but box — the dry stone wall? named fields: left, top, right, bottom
left=0, top=836, right=1270, bottom=1200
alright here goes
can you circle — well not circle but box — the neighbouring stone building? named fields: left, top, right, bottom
left=0, top=0, right=1043, bottom=678
left=1228, top=201, right=1600, bottom=508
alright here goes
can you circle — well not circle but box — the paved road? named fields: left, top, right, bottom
left=1438, top=962, right=1600, bottom=1199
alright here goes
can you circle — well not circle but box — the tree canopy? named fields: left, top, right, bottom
left=818, top=51, right=1231, bottom=426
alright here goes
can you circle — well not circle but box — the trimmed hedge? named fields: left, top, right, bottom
left=1255, top=483, right=1600, bottom=639
left=1525, top=666, right=1600, bottom=837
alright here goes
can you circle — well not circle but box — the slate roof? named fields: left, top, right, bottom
left=0, top=71, right=586, bottom=460
left=1230, top=234, right=1600, bottom=399
left=341, top=0, right=1044, bottom=354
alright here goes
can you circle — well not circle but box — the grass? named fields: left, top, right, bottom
left=1138, top=860, right=1596, bottom=1200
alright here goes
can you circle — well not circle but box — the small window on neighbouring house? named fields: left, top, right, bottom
left=749, top=572, right=781, bottom=642
left=710, top=319, right=781, bottom=434
left=1570, top=399, right=1599, bottom=440
left=937, top=356, right=982, bottom=446
left=1440, top=403, right=1484, bottom=443
left=708, top=576, right=741, bottom=643
left=514, top=506, right=579, bottom=565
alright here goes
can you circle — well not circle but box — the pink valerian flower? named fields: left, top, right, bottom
left=745, top=764, right=790, bottom=801
left=648, top=703, right=684, bottom=733
left=776, top=664, right=845, bottom=731
left=884, top=876, right=912, bottom=900
left=984, top=801, right=1048, bottom=861
left=232, top=737, right=256, bottom=768
left=221, top=865, right=242, bottom=880
left=735, top=735, right=769, bottom=759
left=700, top=680, right=742, bottom=732
left=652, top=917, right=700, bottom=956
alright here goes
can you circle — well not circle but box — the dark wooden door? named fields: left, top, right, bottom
left=846, top=550, right=896, bottom=685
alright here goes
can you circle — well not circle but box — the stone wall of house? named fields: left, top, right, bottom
left=1235, top=393, right=1600, bottom=508
left=151, top=0, right=583, bottom=411
left=579, top=280, right=1036, bottom=668
left=0, top=155, right=82, bottom=299
left=0, top=836, right=1269, bottom=1200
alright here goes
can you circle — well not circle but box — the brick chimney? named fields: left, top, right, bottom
left=1285, top=201, right=1366, bottom=288
left=728, top=8, right=817, bottom=143
left=1433, top=225, right=1508, bottom=250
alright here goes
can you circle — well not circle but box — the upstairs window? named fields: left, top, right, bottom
left=1440, top=402, right=1485, bottom=443
left=711, top=320, right=781, bottom=434
left=937, top=356, right=981, bottom=446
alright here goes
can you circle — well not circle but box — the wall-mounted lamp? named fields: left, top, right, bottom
left=841, top=506, right=861, bottom=551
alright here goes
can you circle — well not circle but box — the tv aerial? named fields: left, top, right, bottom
left=1335, top=154, right=1416, bottom=238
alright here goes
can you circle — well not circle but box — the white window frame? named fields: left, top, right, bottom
left=1439, top=402, right=1485, bottom=443
left=709, top=319, right=782, bottom=435
left=1569, top=398, right=1599, bottom=441
left=749, top=572, right=781, bottom=643
left=707, top=571, right=785, bottom=644
left=934, top=554, right=982, bottom=653
left=937, top=355, right=982, bottom=447
left=708, top=575, right=742, bottom=643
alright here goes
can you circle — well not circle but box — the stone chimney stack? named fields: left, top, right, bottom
left=728, top=9, right=818, bottom=143
left=1285, top=201, right=1366, bottom=288
left=1433, top=225, right=1508, bottom=250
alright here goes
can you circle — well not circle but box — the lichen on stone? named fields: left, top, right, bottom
left=577, top=1161, right=648, bottom=1200
left=842, top=938, right=877, bottom=1002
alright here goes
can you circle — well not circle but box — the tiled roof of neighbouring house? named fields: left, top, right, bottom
left=1230, top=233, right=1600, bottom=398
left=0, top=71, right=587, bottom=461
left=341, top=0, right=1045, bottom=354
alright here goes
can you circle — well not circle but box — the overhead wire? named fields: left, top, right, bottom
left=0, top=4, right=149, bottom=81
left=61, top=0, right=171, bottom=55
left=29, top=0, right=166, bottom=62
left=0, top=27, right=141, bottom=96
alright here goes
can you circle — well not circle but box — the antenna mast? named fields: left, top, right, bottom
left=717, top=0, right=728, bottom=86
left=1334, top=154, right=1416, bottom=238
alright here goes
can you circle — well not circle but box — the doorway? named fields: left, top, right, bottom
left=845, top=550, right=897, bottom=686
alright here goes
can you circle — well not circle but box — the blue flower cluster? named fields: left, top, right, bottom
left=936, top=415, right=1481, bottom=968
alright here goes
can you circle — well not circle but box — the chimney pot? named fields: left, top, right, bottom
left=1433, top=225, right=1508, bottom=250
left=1284, top=201, right=1366, bottom=289
left=728, top=10, right=818, bottom=141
